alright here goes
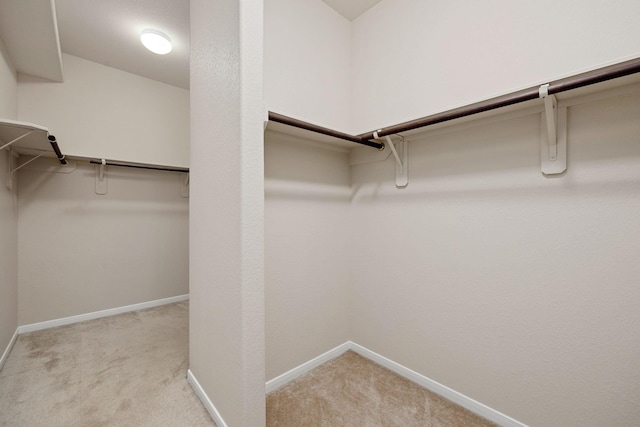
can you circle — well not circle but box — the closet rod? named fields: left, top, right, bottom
left=268, top=112, right=384, bottom=150
left=358, top=57, right=640, bottom=140
left=47, top=135, right=68, bottom=165
left=89, top=159, right=189, bottom=173
left=268, top=58, right=640, bottom=148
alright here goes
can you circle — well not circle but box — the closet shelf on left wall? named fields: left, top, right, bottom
left=0, top=118, right=67, bottom=165
left=1, top=118, right=67, bottom=190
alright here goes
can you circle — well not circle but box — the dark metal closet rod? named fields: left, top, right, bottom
left=269, top=57, right=640, bottom=147
left=47, top=135, right=68, bottom=165
left=358, top=57, right=640, bottom=141
left=89, top=159, right=189, bottom=173
left=268, top=112, right=385, bottom=150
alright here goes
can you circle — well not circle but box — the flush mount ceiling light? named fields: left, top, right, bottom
left=140, top=29, right=172, bottom=55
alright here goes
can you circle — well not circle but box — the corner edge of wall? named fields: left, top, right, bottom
left=0, top=328, right=19, bottom=372
left=187, top=368, right=228, bottom=427
left=349, top=342, right=529, bottom=427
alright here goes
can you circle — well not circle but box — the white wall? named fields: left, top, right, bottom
left=264, top=0, right=352, bottom=132
left=189, top=0, right=265, bottom=425
left=0, top=38, right=17, bottom=119
left=351, top=0, right=640, bottom=133
left=17, top=160, right=189, bottom=325
left=265, top=132, right=351, bottom=380
left=17, top=54, right=189, bottom=168
left=349, top=87, right=640, bottom=426
left=0, top=150, right=18, bottom=359
left=0, top=37, right=18, bottom=359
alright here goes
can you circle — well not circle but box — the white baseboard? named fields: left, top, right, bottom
left=0, top=328, right=18, bottom=372
left=17, top=294, right=189, bottom=334
left=187, top=369, right=228, bottom=427
left=265, top=340, right=527, bottom=427
left=266, top=341, right=351, bottom=393
left=349, top=342, right=527, bottom=427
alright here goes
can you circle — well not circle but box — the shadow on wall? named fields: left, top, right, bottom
left=265, top=130, right=351, bottom=202
left=351, top=93, right=640, bottom=202
left=17, top=159, right=189, bottom=212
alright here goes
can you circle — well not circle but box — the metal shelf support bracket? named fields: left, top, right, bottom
left=5, top=149, right=46, bottom=190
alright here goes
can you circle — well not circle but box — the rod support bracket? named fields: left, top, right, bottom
left=95, top=158, right=107, bottom=195
left=539, top=84, right=567, bottom=175
left=181, top=173, right=190, bottom=198
left=539, top=84, right=558, bottom=160
left=374, top=131, right=408, bottom=188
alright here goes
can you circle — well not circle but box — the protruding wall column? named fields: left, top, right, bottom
left=189, top=0, right=265, bottom=425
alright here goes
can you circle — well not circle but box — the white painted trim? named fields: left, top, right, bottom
left=264, top=341, right=526, bottom=426
left=17, top=294, right=189, bottom=334
left=265, top=341, right=352, bottom=393
left=187, top=369, right=228, bottom=427
left=0, top=328, right=19, bottom=372
left=348, top=342, right=528, bottom=427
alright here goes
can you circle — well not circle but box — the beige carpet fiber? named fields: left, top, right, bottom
left=0, top=301, right=214, bottom=426
left=3, top=302, right=496, bottom=426
left=267, top=350, right=497, bottom=427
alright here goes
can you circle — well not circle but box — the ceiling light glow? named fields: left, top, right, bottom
left=140, top=30, right=172, bottom=55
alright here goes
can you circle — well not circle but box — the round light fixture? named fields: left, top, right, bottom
left=140, top=29, right=172, bottom=55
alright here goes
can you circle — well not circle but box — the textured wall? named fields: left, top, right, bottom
left=264, top=0, right=352, bottom=132
left=351, top=0, right=640, bottom=133
left=0, top=38, right=17, bottom=119
left=349, top=87, right=640, bottom=426
left=265, top=132, right=351, bottom=380
left=189, top=0, right=265, bottom=425
left=18, top=54, right=189, bottom=168
left=0, top=38, right=18, bottom=362
left=17, top=160, right=189, bottom=325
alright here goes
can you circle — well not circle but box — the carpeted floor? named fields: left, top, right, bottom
left=267, top=350, right=497, bottom=427
left=0, top=301, right=214, bottom=426
left=2, top=302, right=496, bottom=426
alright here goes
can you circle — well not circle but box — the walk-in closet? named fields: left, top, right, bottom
left=2, top=0, right=640, bottom=426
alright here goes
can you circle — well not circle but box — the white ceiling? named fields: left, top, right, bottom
left=1, top=0, right=381, bottom=91
left=55, top=0, right=190, bottom=89
left=322, top=0, right=384, bottom=21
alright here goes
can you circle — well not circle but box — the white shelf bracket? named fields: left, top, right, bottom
left=6, top=150, right=46, bottom=190
left=539, top=84, right=567, bottom=175
left=95, top=158, right=107, bottom=195
left=375, top=131, right=408, bottom=188
left=181, top=173, right=190, bottom=198
left=5, top=149, right=16, bottom=190
left=0, top=130, right=34, bottom=151
left=539, top=84, right=557, bottom=160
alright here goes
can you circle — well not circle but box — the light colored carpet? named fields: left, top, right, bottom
left=267, top=350, right=497, bottom=427
left=0, top=301, right=214, bottom=426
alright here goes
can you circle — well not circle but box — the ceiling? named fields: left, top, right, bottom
left=55, top=0, right=190, bottom=89
left=321, top=0, right=383, bottom=21
left=0, top=0, right=382, bottom=91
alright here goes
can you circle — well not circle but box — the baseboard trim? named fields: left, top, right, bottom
left=349, top=342, right=527, bottom=427
left=265, top=341, right=352, bottom=393
left=187, top=369, right=228, bottom=427
left=265, top=340, right=527, bottom=427
left=17, top=294, right=189, bottom=334
left=0, top=328, right=18, bottom=372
